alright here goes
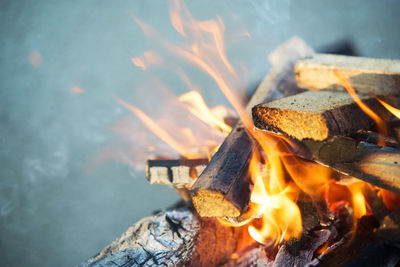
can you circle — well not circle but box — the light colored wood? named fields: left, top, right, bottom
left=302, top=137, right=400, bottom=194
left=252, top=91, right=391, bottom=141
left=295, top=54, right=400, bottom=96
left=146, top=159, right=208, bottom=188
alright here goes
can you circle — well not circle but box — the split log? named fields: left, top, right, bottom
left=252, top=90, right=392, bottom=141
left=146, top=159, right=208, bottom=188
left=301, top=137, right=400, bottom=194
left=294, top=54, right=400, bottom=96
left=191, top=37, right=314, bottom=218
left=80, top=206, right=245, bottom=266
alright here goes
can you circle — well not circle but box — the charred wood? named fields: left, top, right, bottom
left=191, top=37, right=314, bottom=218
left=80, top=206, right=245, bottom=267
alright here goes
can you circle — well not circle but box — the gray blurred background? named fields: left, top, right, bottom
left=0, top=0, right=399, bottom=266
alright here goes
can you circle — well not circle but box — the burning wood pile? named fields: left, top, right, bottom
left=81, top=38, right=400, bottom=266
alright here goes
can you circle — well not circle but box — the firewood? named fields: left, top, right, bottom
left=274, top=229, right=332, bottom=267
left=301, top=137, right=400, bottom=194
left=80, top=206, right=245, bottom=266
left=191, top=37, right=313, bottom=218
left=294, top=54, right=400, bottom=96
left=376, top=209, right=400, bottom=246
left=146, top=159, right=208, bottom=188
left=252, top=91, right=392, bottom=141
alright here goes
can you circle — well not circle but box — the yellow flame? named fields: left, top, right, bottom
left=178, top=91, right=232, bottom=133
left=377, top=98, right=400, bottom=119
left=334, top=71, right=387, bottom=139
left=116, top=98, right=202, bottom=158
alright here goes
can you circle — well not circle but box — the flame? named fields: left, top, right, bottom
left=178, top=91, right=232, bottom=133
left=377, top=98, right=400, bottom=118
left=334, top=71, right=387, bottom=139
left=131, top=50, right=163, bottom=70
left=118, top=0, right=383, bottom=250
left=245, top=132, right=332, bottom=246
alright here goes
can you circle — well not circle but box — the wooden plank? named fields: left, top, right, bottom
left=191, top=37, right=313, bottom=217
left=294, top=54, right=400, bottom=96
left=252, top=91, right=391, bottom=141
left=300, top=137, right=400, bottom=193
left=146, top=159, right=208, bottom=188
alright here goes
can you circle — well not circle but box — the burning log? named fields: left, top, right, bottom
left=80, top=206, right=245, bottom=266
left=146, top=158, right=208, bottom=187
left=191, top=37, right=313, bottom=218
left=274, top=229, right=332, bottom=267
left=300, top=137, right=400, bottom=194
left=294, top=54, right=400, bottom=96
left=252, top=90, right=392, bottom=141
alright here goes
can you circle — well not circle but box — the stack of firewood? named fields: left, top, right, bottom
left=81, top=38, right=400, bottom=266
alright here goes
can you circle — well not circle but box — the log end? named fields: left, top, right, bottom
left=253, top=106, right=329, bottom=141
left=192, top=189, right=242, bottom=217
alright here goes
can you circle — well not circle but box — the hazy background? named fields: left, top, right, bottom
left=1, top=0, right=399, bottom=266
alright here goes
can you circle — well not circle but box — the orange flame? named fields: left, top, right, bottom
left=116, top=98, right=202, bottom=158
left=334, top=72, right=387, bottom=139
left=178, top=91, right=232, bottom=133
left=121, top=0, right=381, bottom=250
left=377, top=98, right=400, bottom=119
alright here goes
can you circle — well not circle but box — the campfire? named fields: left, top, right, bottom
left=81, top=2, right=400, bottom=266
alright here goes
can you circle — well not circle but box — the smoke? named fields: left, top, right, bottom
left=23, top=137, right=69, bottom=184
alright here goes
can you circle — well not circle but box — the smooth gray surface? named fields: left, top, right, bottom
left=0, top=0, right=399, bottom=266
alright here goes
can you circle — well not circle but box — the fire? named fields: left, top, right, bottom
left=122, top=0, right=383, bottom=250
left=377, top=98, right=400, bottom=118
left=245, top=131, right=333, bottom=245
left=334, top=71, right=387, bottom=138
left=178, top=91, right=232, bottom=133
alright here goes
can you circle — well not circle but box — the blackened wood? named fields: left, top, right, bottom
left=191, top=37, right=313, bottom=218
left=252, top=91, right=392, bottom=141
left=294, top=54, right=400, bottom=96
left=376, top=209, right=400, bottom=246
left=350, top=130, right=399, bottom=149
left=223, top=246, right=273, bottom=267
left=146, top=158, right=208, bottom=187
left=307, top=216, right=380, bottom=267
left=80, top=207, right=245, bottom=267
left=273, top=229, right=331, bottom=267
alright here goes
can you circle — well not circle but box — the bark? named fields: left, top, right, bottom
left=191, top=37, right=313, bottom=218
left=80, top=206, right=245, bottom=267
